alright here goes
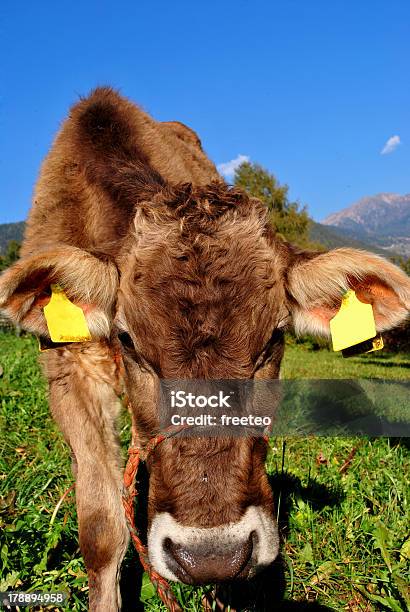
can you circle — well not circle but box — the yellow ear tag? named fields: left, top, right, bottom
left=43, top=284, right=92, bottom=343
left=330, top=289, right=376, bottom=352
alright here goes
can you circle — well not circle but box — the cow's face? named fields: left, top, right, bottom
left=1, top=185, right=409, bottom=585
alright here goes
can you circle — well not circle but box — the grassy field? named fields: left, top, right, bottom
left=0, top=332, right=409, bottom=611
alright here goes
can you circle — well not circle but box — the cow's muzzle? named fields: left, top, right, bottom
left=148, top=506, right=279, bottom=584
left=164, top=531, right=256, bottom=583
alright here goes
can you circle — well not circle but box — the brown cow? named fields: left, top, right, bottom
left=0, top=87, right=409, bottom=611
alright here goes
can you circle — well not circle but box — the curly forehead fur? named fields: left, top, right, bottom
left=119, top=181, right=289, bottom=378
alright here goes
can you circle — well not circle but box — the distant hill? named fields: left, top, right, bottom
left=0, top=222, right=25, bottom=254
left=309, top=221, right=396, bottom=257
left=322, top=193, right=410, bottom=256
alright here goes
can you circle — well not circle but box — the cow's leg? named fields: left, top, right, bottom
left=42, top=345, right=129, bottom=612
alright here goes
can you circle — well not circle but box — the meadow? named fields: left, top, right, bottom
left=0, top=332, right=409, bottom=611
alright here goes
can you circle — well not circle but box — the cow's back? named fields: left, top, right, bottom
left=22, top=87, right=220, bottom=258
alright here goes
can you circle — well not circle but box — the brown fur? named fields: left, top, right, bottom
left=1, top=87, right=409, bottom=610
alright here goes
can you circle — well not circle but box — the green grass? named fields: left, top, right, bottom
left=281, top=342, right=410, bottom=380
left=0, top=332, right=409, bottom=611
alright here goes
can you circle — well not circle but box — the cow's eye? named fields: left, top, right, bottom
left=117, top=331, right=135, bottom=351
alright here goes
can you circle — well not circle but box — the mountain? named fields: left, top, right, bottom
left=0, top=221, right=25, bottom=254
left=322, top=193, right=410, bottom=256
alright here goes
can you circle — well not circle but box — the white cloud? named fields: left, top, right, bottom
left=380, top=135, right=401, bottom=155
left=217, top=154, right=250, bottom=178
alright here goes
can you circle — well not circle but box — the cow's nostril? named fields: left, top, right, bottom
left=163, top=534, right=254, bottom=584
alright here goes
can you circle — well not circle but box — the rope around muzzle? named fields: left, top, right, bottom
left=122, top=415, right=272, bottom=612
left=122, top=424, right=188, bottom=612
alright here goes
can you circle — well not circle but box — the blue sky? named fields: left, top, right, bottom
left=2, top=0, right=409, bottom=224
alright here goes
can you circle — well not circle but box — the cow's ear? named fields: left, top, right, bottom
left=287, top=248, right=410, bottom=336
left=0, top=246, right=118, bottom=339
left=161, top=121, right=204, bottom=150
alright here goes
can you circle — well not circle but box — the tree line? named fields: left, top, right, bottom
left=0, top=240, right=20, bottom=272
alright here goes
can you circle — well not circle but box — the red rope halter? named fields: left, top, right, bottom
left=122, top=424, right=188, bottom=612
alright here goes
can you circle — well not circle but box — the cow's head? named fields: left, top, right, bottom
left=1, top=197, right=409, bottom=584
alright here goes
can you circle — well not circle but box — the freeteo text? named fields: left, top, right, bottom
left=170, top=414, right=272, bottom=427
